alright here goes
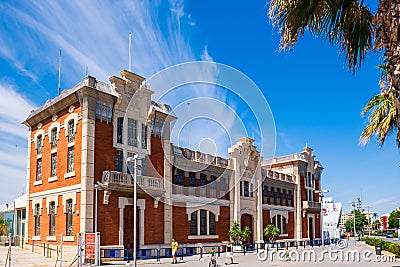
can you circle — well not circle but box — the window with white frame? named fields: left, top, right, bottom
left=67, top=147, right=74, bottom=173
left=67, top=120, right=75, bottom=143
left=189, top=209, right=217, bottom=236
left=96, top=102, right=113, bottom=122
left=51, top=128, right=58, bottom=149
left=34, top=203, right=40, bottom=236
left=37, top=135, right=43, bottom=155
left=36, top=159, right=42, bottom=181
left=49, top=201, right=56, bottom=236
left=175, top=169, right=184, bottom=185
left=66, top=199, right=73, bottom=236
left=272, top=214, right=287, bottom=234
left=50, top=153, right=57, bottom=177
left=127, top=118, right=137, bottom=146
left=116, top=150, right=123, bottom=172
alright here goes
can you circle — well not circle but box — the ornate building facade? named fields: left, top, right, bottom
left=23, top=70, right=324, bottom=247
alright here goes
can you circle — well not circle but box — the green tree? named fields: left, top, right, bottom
left=344, top=210, right=368, bottom=233
left=372, top=219, right=381, bottom=231
left=0, top=218, right=7, bottom=236
left=240, top=226, right=251, bottom=243
left=228, top=221, right=242, bottom=244
left=268, top=0, right=400, bottom=142
left=263, top=224, right=280, bottom=241
left=360, top=65, right=400, bottom=147
left=388, top=210, right=400, bottom=229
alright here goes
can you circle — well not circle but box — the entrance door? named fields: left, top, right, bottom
left=123, top=206, right=139, bottom=247
left=308, top=217, right=314, bottom=241
left=241, top=214, right=253, bottom=243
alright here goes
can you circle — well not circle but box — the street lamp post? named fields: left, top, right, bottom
left=351, top=201, right=356, bottom=245
left=127, top=154, right=145, bottom=267
left=315, top=189, right=328, bottom=244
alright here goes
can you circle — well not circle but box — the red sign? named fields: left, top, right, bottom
left=323, top=208, right=327, bottom=214
left=85, top=233, right=96, bottom=259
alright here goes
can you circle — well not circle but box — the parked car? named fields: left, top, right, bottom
left=386, top=231, right=393, bottom=238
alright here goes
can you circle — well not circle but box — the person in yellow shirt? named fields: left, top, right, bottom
left=171, top=238, right=178, bottom=264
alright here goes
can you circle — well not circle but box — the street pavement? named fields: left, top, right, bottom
left=0, top=240, right=398, bottom=267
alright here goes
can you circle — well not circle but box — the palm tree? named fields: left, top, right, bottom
left=359, top=65, right=400, bottom=147
left=268, top=0, right=400, bottom=141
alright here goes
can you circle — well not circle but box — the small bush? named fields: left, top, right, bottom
left=362, top=237, right=400, bottom=257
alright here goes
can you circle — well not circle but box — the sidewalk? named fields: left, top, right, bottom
left=0, top=241, right=397, bottom=267
left=0, top=246, right=57, bottom=267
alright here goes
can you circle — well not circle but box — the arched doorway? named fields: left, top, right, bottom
left=241, top=214, right=253, bottom=243
left=308, top=217, right=314, bottom=241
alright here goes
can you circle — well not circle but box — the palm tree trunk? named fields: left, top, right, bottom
left=374, top=1, right=400, bottom=128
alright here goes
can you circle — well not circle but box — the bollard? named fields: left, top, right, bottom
left=180, top=247, right=183, bottom=262
left=32, top=239, right=35, bottom=252
left=243, top=245, right=246, bottom=256
left=218, top=246, right=221, bottom=258
left=44, top=243, right=46, bottom=257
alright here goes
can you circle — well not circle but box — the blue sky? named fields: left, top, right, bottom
left=0, top=0, right=398, bottom=215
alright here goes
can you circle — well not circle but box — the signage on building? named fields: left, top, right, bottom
left=85, top=233, right=96, bottom=259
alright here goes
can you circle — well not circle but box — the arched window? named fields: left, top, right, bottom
left=67, top=120, right=75, bottom=143
left=37, top=135, right=43, bottom=155
left=189, top=209, right=217, bottom=236
left=176, top=169, right=184, bottom=185
left=272, top=214, right=287, bottom=234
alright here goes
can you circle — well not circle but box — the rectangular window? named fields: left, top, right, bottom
left=107, top=105, right=113, bottom=122
left=51, top=128, right=57, bottom=149
left=210, top=175, right=217, bottom=190
left=49, top=202, right=56, bottom=236
left=37, top=135, right=43, bottom=155
left=190, top=211, right=198, bottom=235
left=127, top=118, right=138, bottom=146
left=200, top=210, right=207, bottom=235
left=200, top=174, right=207, bottom=186
left=116, top=150, right=123, bottom=172
left=276, top=188, right=281, bottom=204
left=240, top=181, right=242, bottom=196
left=127, top=152, right=135, bottom=174
left=34, top=204, right=40, bottom=236
left=36, top=159, right=42, bottom=181
left=117, top=117, right=123, bottom=144
left=176, top=169, right=184, bottom=185
left=102, top=104, right=107, bottom=121
left=96, top=102, right=101, bottom=120
left=66, top=199, right=73, bottom=236
left=68, top=120, right=75, bottom=143
left=209, top=212, right=216, bottom=235
left=67, top=147, right=74, bottom=173
left=243, top=181, right=249, bottom=197
left=51, top=153, right=57, bottom=177
left=270, top=187, right=274, bottom=203
left=141, top=123, right=147, bottom=149
left=188, top=172, right=196, bottom=187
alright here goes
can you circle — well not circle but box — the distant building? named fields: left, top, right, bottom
left=339, top=212, right=354, bottom=229
left=322, top=197, right=342, bottom=239
left=381, top=214, right=389, bottom=230
left=0, top=194, right=27, bottom=246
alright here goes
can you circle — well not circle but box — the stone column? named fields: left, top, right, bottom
left=79, top=94, right=96, bottom=233
left=295, top=174, right=302, bottom=239
left=163, top=140, right=173, bottom=244
left=25, top=129, right=32, bottom=241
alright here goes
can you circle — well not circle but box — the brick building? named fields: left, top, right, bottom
left=23, top=70, right=323, bottom=247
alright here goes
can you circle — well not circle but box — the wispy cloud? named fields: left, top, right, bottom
left=366, top=196, right=397, bottom=209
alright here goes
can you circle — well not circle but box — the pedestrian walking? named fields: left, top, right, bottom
left=225, top=241, right=234, bottom=265
left=171, top=238, right=178, bottom=264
